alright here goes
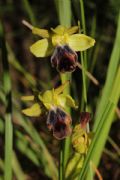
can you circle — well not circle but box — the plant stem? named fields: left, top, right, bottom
left=59, top=141, right=64, bottom=180
left=79, top=0, right=90, bottom=132
left=80, top=52, right=87, bottom=105
left=55, top=0, right=72, bottom=178
left=60, top=74, right=71, bottom=173
left=80, top=52, right=90, bottom=132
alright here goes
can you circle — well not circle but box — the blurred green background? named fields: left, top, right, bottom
left=0, top=0, right=120, bottom=179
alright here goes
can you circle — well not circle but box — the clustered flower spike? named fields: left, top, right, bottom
left=21, top=21, right=97, bottom=140
left=21, top=81, right=77, bottom=139
left=23, top=21, right=95, bottom=73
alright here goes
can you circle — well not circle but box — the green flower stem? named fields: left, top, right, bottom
left=60, top=74, right=71, bottom=176
left=80, top=52, right=87, bottom=105
left=0, top=22, right=13, bottom=180
left=59, top=141, right=64, bottom=180
left=55, top=0, right=72, bottom=179
left=80, top=52, right=89, bottom=132
left=79, top=0, right=90, bottom=132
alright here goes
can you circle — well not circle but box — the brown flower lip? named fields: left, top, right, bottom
left=47, top=107, right=72, bottom=140
left=51, top=45, right=78, bottom=73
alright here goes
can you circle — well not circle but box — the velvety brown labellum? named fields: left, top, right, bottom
left=47, top=107, right=72, bottom=140
left=51, top=45, right=78, bottom=73
left=80, top=112, right=91, bottom=128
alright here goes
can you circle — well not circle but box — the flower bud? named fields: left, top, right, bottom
left=72, top=125, right=90, bottom=154
left=51, top=45, right=78, bottom=73
left=80, top=112, right=91, bottom=129
left=65, top=153, right=84, bottom=179
left=47, top=107, right=72, bottom=140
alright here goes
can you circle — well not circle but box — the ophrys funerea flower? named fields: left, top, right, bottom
left=21, top=81, right=77, bottom=139
left=22, top=21, right=96, bottom=71
left=22, top=20, right=99, bottom=85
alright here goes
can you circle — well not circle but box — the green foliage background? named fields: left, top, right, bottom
left=0, top=0, right=120, bottom=179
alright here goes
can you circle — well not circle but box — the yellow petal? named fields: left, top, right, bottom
left=21, top=95, right=34, bottom=101
left=32, top=27, right=49, bottom=38
left=39, top=90, right=53, bottom=110
left=57, top=95, right=66, bottom=109
left=52, top=33, right=69, bottom=46
left=68, top=34, right=95, bottom=51
left=30, top=39, right=54, bottom=57
left=66, top=95, right=78, bottom=109
left=66, top=26, right=79, bottom=35
left=22, top=103, right=41, bottom=117
left=51, top=25, right=66, bottom=35
left=55, top=81, right=70, bottom=95
left=41, top=90, right=53, bottom=103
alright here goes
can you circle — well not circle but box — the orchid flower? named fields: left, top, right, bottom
left=21, top=81, right=77, bottom=139
left=22, top=20, right=99, bottom=85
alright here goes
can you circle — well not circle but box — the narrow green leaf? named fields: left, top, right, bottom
left=0, top=21, right=13, bottom=180
left=86, top=66, right=120, bottom=180
left=79, top=102, right=114, bottom=179
left=12, top=152, right=27, bottom=180
left=14, top=110, right=58, bottom=179
left=94, top=12, right=120, bottom=130
left=55, top=0, right=71, bottom=27
left=22, top=0, right=36, bottom=26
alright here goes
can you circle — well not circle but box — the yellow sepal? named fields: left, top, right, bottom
left=30, top=39, right=54, bottom=57
left=22, top=103, right=41, bottom=117
left=32, top=27, right=49, bottom=38
left=21, top=95, right=34, bottom=101
left=68, top=34, right=95, bottom=51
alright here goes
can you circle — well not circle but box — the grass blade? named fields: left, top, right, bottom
left=79, top=101, right=114, bottom=179
left=86, top=66, right=120, bottom=180
left=0, top=21, right=13, bottom=180
left=55, top=0, right=71, bottom=27
left=79, top=12, right=120, bottom=179
left=94, top=12, right=120, bottom=130
left=14, top=110, right=58, bottom=179
left=12, top=152, right=27, bottom=180
left=22, top=0, right=36, bottom=26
